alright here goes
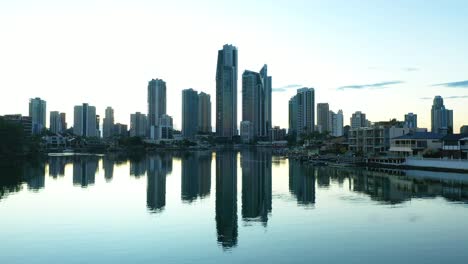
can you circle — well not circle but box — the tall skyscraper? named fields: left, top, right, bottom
left=49, top=111, right=64, bottom=134
left=60, top=113, right=67, bottom=132
left=317, top=103, right=330, bottom=133
left=288, top=95, right=298, bottom=136
left=103, top=107, right=115, bottom=138
left=73, top=103, right=97, bottom=137
left=198, top=92, right=212, bottom=133
left=329, top=109, right=344, bottom=137
left=182, top=88, right=199, bottom=139
left=241, top=65, right=272, bottom=140
left=350, top=111, right=368, bottom=129
left=148, top=78, right=167, bottom=138
left=29, top=97, right=46, bottom=134
left=431, top=96, right=453, bottom=134
left=216, top=44, right=238, bottom=139
left=404, top=113, right=418, bottom=129
left=296, top=88, right=315, bottom=138
left=130, top=112, right=147, bottom=137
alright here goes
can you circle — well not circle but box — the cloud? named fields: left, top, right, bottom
left=337, top=81, right=404, bottom=91
left=420, top=95, right=468, bottom=100
left=272, top=84, right=302, bottom=92
left=432, top=80, right=468, bottom=88
left=402, top=67, right=420, bottom=72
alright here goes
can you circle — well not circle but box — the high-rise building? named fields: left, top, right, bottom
left=317, top=103, right=330, bottom=133
left=103, top=107, right=115, bottom=138
left=182, top=88, right=199, bottom=139
left=329, top=110, right=344, bottom=137
left=60, top=113, right=67, bottom=132
left=242, top=65, right=272, bottom=140
left=73, top=103, right=97, bottom=137
left=49, top=111, right=64, bottom=134
left=198, top=92, right=212, bottom=134
left=288, top=95, right=298, bottom=136
left=404, top=113, right=418, bottom=129
left=431, top=96, right=453, bottom=135
left=113, top=123, right=128, bottom=137
left=240, top=120, right=254, bottom=143
left=216, top=44, right=238, bottom=139
left=96, top=115, right=101, bottom=138
left=148, top=78, right=167, bottom=138
left=158, top=114, right=173, bottom=140
left=29, top=97, right=46, bottom=134
left=350, top=111, right=368, bottom=129
left=296, top=88, right=315, bottom=138
left=130, top=112, right=147, bottom=138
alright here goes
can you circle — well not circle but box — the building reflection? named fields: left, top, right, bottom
left=23, top=163, right=46, bottom=191
left=130, top=157, right=147, bottom=178
left=181, top=151, right=212, bottom=202
left=146, top=154, right=172, bottom=213
left=73, top=156, right=99, bottom=188
left=48, top=156, right=69, bottom=178
left=241, top=150, right=272, bottom=225
left=102, top=156, right=114, bottom=182
left=215, top=151, right=238, bottom=249
left=289, top=160, right=315, bottom=206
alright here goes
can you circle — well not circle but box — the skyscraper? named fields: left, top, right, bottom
left=288, top=95, right=298, bottom=136
left=73, top=103, right=97, bottom=137
left=130, top=112, right=147, bottom=137
left=148, top=78, right=167, bottom=138
left=60, top=113, right=67, bottom=132
left=198, top=92, right=212, bottom=134
left=296, top=88, right=315, bottom=138
left=317, top=103, right=330, bottom=133
left=350, top=111, right=368, bottom=129
left=103, top=107, right=115, bottom=138
left=29, top=97, right=46, bottom=134
left=216, top=44, right=238, bottom=139
left=242, top=65, right=272, bottom=140
left=431, top=96, right=453, bottom=134
left=49, top=111, right=64, bottom=134
left=334, top=110, right=344, bottom=137
left=182, top=88, right=199, bottom=139
left=404, top=113, right=418, bottom=129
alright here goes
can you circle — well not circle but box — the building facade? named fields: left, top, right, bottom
left=329, top=109, right=344, bottom=137
left=296, top=88, right=315, bottom=139
left=103, top=107, right=115, bottom=138
left=29, top=97, right=46, bottom=134
left=49, top=111, right=64, bottom=134
left=240, top=121, right=254, bottom=143
left=198, top=92, right=212, bottom=134
left=73, top=103, right=97, bottom=137
left=350, top=111, right=368, bottom=129
left=404, top=113, right=418, bottom=129
left=431, top=96, right=453, bottom=135
left=158, top=114, right=173, bottom=140
left=130, top=112, right=147, bottom=138
left=182, top=88, right=199, bottom=139
left=288, top=95, right=298, bottom=137
left=317, top=103, right=329, bottom=133
left=216, top=44, right=238, bottom=139
left=148, top=78, right=167, bottom=138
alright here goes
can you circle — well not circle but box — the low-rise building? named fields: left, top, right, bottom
left=2, top=114, right=33, bottom=136
left=389, top=132, right=444, bottom=156
left=270, top=126, right=287, bottom=141
left=441, top=133, right=468, bottom=159
left=349, top=125, right=410, bottom=155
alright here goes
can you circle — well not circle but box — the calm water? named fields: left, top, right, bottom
left=1, top=151, right=468, bottom=263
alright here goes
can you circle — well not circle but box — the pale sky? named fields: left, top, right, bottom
left=1, top=0, right=467, bottom=131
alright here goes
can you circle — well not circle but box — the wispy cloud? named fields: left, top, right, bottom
left=432, top=80, right=468, bottom=88
left=337, top=81, right=404, bottom=91
left=420, top=95, right=468, bottom=100
left=272, top=84, right=302, bottom=92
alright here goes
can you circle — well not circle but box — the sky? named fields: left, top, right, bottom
left=0, top=0, right=467, bottom=132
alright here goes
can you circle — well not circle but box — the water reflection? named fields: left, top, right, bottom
left=289, top=160, right=315, bottom=206
left=215, top=151, right=238, bottom=249
left=241, top=150, right=272, bottom=225
left=130, top=157, right=147, bottom=178
left=48, top=156, right=69, bottom=178
left=72, top=156, right=98, bottom=188
left=181, top=151, right=212, bottom=202
left=102, top=156, right=114, bottom=182
left=146, top=154, right=172, bottom=213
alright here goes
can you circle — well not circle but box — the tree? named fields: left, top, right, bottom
left=0, top=118, right=25, bottom=156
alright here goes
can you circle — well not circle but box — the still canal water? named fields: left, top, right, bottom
left=1, top=151, right=468, bottom=263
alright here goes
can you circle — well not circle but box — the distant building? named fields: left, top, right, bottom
left=404, top=113, right=418, bottom=129
left=113, top=123, right=128, bottom=137
left=198, top=92, right=212, bottom=134
left=73, top=103, right=97, bottom=137
left=158, top=114, right=173, bottom=140
left=148, top=78, right=167, bottom=138
left=103, top=107, right=115, bottom=138
left=60, top=113, right=67, bottom=132
left=182, top=88, right=199, bottom=139
left=390, top=132, right=444, bottom=156
left=2, top=114, right=32, bottom=136
left=29, top=97, right=46, bottom=134
left=216, top=44, right=238, bottom=139
left=329, top=109, right=344, bottom=137
left=270, top=126, right=287, bottom=141
left=350, top=111, right=368, bottom=129
left=317, top=103, right=329, bottom=133
left=240, top=121, right=254, bottom=143
left=461, top=126, right=468, bottom=134
left=96, top=115, right=101, bottom=138
left=49, top=111, right=65, bottom=134
left=431, top=96, right=453, bottom=135
left=241, top=65, right=272, bottom=140
left=130, top=112, right=147, bottom=138
left=292, top=88, right=315, bottom=139
left=288, top=95, right=298, bottom=137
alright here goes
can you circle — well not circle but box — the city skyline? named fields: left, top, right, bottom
left=1, top=1, right=467, bottom=131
